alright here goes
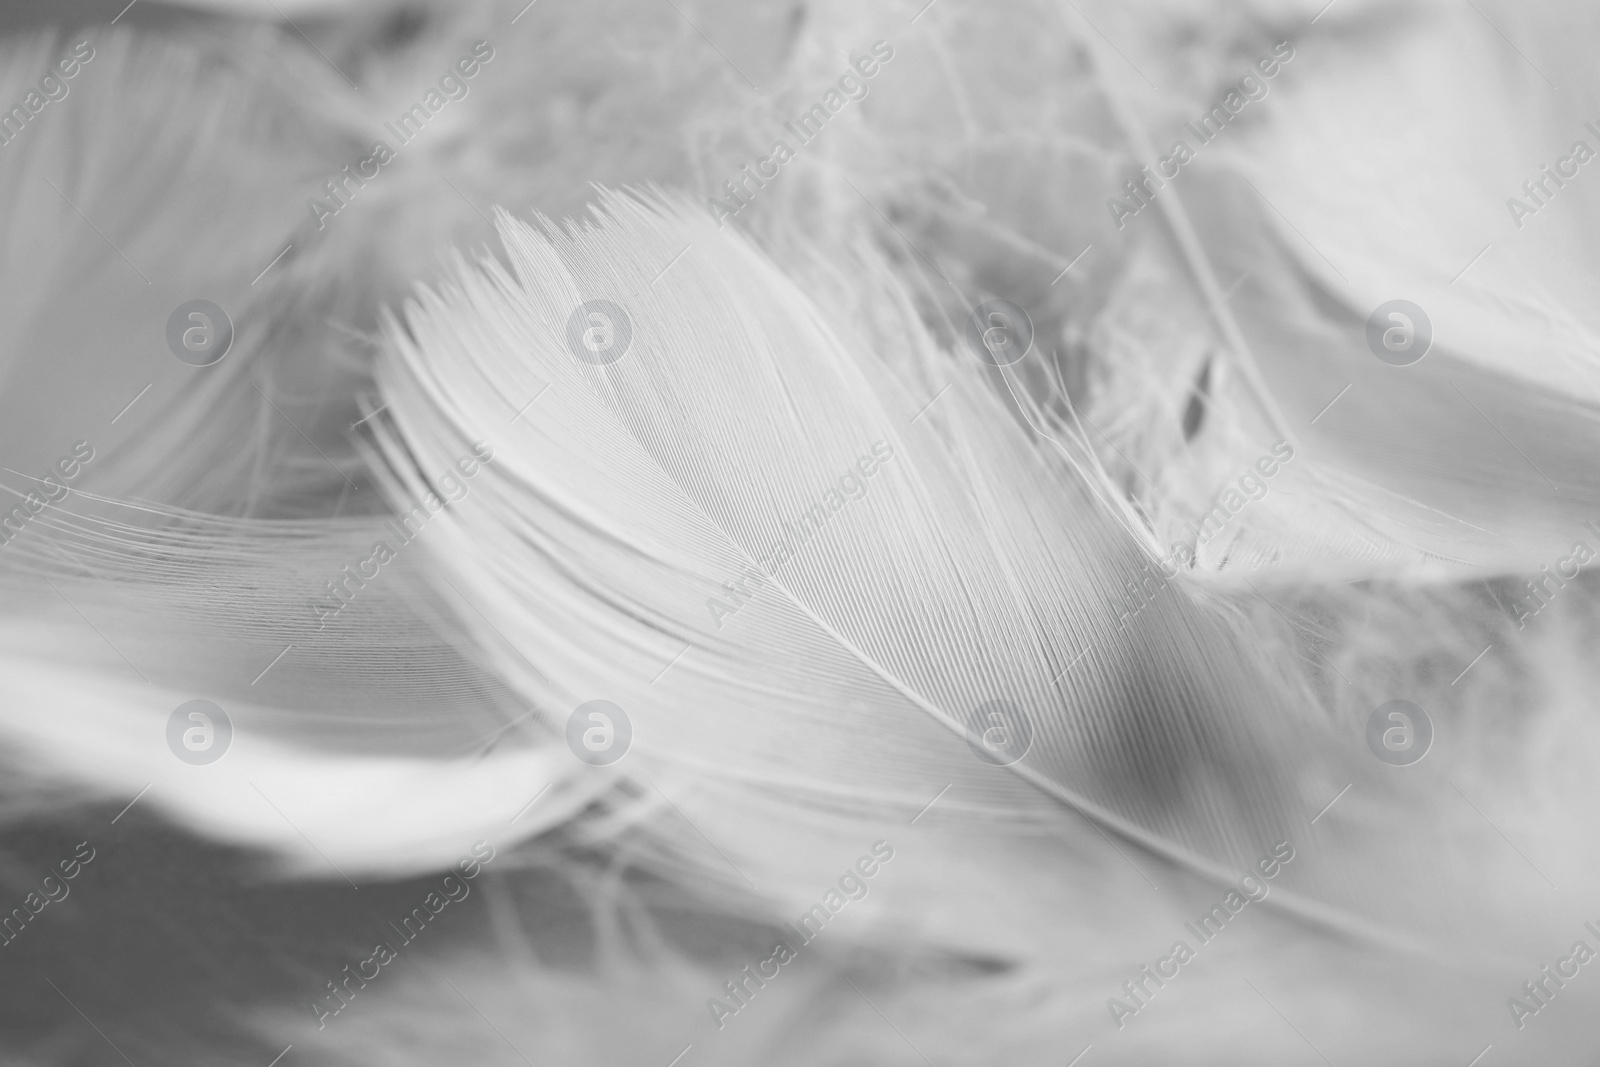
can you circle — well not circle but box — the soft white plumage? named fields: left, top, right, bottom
left=2, top=1, right=1600, bottom=1064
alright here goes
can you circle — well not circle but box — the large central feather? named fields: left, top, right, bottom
left=369, top=190, right=1561, bottom=963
